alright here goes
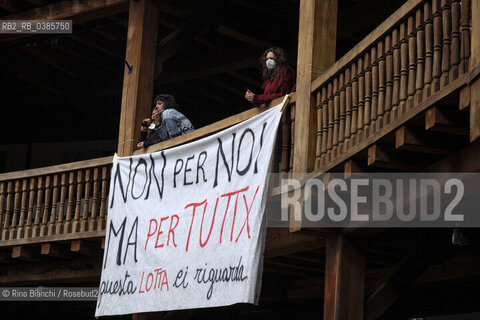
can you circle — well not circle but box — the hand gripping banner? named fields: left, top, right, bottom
left=96, top=104, right=283, bottom=316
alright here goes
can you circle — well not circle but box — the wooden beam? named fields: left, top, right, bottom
left=41, top=243, right=73, bottom=259
left=344, top=159, right=362, bottom=179
left=70, top=240, right=101, bottom=256
left=154, top=19, right=207, bottom=79
left=0, top=0, right=129, bottom=43
left=117, top=0, right=159, bottom=156
left=323, top=234, right=365, bottom=320
left=365, top=249, right=454, bottom=320
left=395, top=126, right=452, bottom=155
left=425, top=106, right=467, bottom=135
left=459, top=86, right=470, bottom=110
left=216, top=25, right=273, bottom=49
left=12, top=246, right=42, bottom=261
left=69, top=35, right=124, bottom=62
left=470, top=1, right=480, bottom=141
left=17, top=71, right=64, bottom=96
left=264, top=228, right=324, bottom=258
left=425, top=107, right=452, bottom=129
left=291, top=0, right=337, bottom=232
left=157, top=49, right=258, bottom=85
left=367, top=144, right=390, bottom=166
left=293, top=0, right=337, bottom=173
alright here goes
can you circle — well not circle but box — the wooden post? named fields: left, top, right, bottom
left=117, top=0, right=160, bottom=156
left=470, top=0, right=480, bottom=142
left=291, top=0, right=337, bottom=231
left=323, top=234, right=365, bottom=320
left=293, top=0, right=337, bottom=173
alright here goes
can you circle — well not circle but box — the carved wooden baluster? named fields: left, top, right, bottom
left=321, top=87, right=328, bottom=164
left=364, top=51, right=372, bottom=139
left=98, top=166, right=110, bottom=230
left=392, top=28, right=401, bottom=121
left=2, top=182, right=13, bottom=240
left=64, top=171, right=76, bottom=233
left=407, top=15, right=417, bottom=110
left=289, top=105, right=295, bottom=173
left=440, top=0, right=452, bottom=88
left=384, top=35, right=393, bottom=126
left=344, top=67, right=352, bottom=151
left=274, top=135, right=280, bottom=174
left=326, top=82, right=334, bottom=159
left=350, top=63, right=359, bottom=145
left=32, top=177, right=44, bottom=238
left=9, top=180, right=22, bottom=239
left=24, top=178, right=36, bottom=238
left=415, top=8, right=425, bottom=104
left=272, top=126, right=280, bottom=173
left=375, top=40, right=386, bottom=131
left=377, top=40, right=386, bottom=130
left=459, top=0, right=471, bottom=74
left=40, top=176, right=52, bottom=236
left=332, top=77, right=340, bottom=158
left=432, top=0, right=443, bottom=92
left=16, top=179, right=30, bottom=239
left=424, top=1, right=434, bottom=99
left=81, top=169, right=92, bottom=232
left=281, top=108, right=290, bottom=172
left=339, top=73, right=346, bottom=154
left=0, top=182, right=5, bottom=238
left=55, top=173, right=67, bottom=234
left=399, top=22, right=409, bottom=115
left=73, top=170, right=83, bottom=232
left=315, top=91, right=323, bottom=169
left=370, top=46, right=379, bottom=134
left=357, top=57, right=365, bottom=142
left=89, top=168, right=100, bottom=231
left=449, top=0, right=461, bottom=81
left=48, top=174, right=60, bottom=236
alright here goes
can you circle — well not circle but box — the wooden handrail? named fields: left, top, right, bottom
left=133, top=93, right=296, bottom=155
left=0, top=156, right=113, bottom=182
left=311, top=0, right=425, bottom=93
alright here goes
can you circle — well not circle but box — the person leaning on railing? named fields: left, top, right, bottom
left=245, top=47, right=295, bottom=107
left=137, top=94, right=195, bottom=148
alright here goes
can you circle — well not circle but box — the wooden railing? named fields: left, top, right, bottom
left=272, top=100, right=296, bottom=174
left=0, top=97, right=295, bottom=246
left=3, top=0, right=472, bottom=245
left=312, top=0, right=471, bottom=169
left=0, top=157, right=112, bottom=245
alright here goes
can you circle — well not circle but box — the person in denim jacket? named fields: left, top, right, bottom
left=137, top=94, right=194, bottom=148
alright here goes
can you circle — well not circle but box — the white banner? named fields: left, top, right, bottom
left=95, top=104, right=283, bottom=316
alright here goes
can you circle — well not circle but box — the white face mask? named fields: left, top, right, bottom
left=266, top=58, right=276, bottom=70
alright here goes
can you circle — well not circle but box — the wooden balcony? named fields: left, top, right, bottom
left=308, top=0, right=475, bottom=175
left=0, top=0, right=477, bottom=249
left=0, top=95, right=296, bottom=252
left=1, top=1, right=480, bottom=318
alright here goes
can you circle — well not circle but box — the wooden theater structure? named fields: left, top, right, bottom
left=0, top=0, right=480, bottom=319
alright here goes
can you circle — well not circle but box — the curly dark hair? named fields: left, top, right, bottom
left=260, top=47, right=292, bottom=88
left=153, top=94, right=178, bottom=110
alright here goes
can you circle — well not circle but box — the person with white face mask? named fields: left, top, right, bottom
left=245, top=47, right=295, bottom=107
